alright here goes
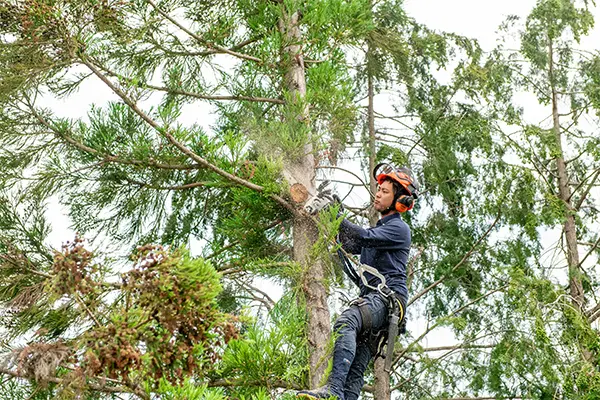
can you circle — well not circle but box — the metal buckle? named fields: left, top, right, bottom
left=377, top=283, right=391, bottom=298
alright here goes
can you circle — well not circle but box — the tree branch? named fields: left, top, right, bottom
left=585, top=301, right=600, bottom=320
left=315, top=166, right=372, bottom=198
left=588, top=307, right=600, bottom=324
left=120, top=177, right=218, bottom=191
left=207, top=378, right=302, bottom=390
left=80, top=57, right=296, bottom=215
left=408, top=211, right=502, bottom=307
left=576, top=234, right=600, bottom=273
left=445, top=397, right=523, bottom=400
left=395, top=284, right=508, bottom=367
left=0, top=368, right=149, bottom=400
left=145, top=0, right=263, bottom=63
left=144, top=83, right=284, bottom=104
left=205, top=220, right=283, bottom=260
left=410, top=344, right=496, bottom=353
left=25, top=103, right=201, bottom=172
left=572, top=167, right=600, bottom=210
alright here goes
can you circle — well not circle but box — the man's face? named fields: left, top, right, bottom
left=374, top=180, right=395, bottom=213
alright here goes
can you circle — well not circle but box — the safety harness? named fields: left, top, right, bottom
left=336, top=246, right=406, bottom=372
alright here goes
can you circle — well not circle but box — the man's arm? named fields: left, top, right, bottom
left=337, top=218, right=363, bottom=254
left=339, top=218, right=410, bottom=250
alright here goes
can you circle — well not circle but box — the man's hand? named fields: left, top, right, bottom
left=304, top=181, right=337, bottom=215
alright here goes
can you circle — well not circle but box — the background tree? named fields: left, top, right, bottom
left=334, top=0, right=600, bottom=398
left=471, top=0, right=600, bottom=397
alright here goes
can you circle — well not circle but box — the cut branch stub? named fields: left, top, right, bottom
left=290, top=183, right=309, bottom=204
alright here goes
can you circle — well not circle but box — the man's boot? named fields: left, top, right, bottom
left=297, top=385, right=344, bottom=400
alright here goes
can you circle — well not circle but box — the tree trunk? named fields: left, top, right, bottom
left=373, top=357, right=391, bottom=400
left=548, top=40, right=584, bottom=311
left=548, top=39, right=591, bottom=362
left=367, top=53, right=391, bottom=400
left=278, top=8, right=331, bottom=388
left=367, top=63, right=379, bottom=226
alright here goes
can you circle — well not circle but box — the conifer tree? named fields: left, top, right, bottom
left=0, top=0, right=367, bottom=396
left=474, top=0, right=600, bottom=396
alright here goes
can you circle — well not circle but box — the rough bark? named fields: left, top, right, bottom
left=365, top=55, right=392, bottom=400
left=278, top=7, right=331, bottom=388
left=548, top=39, right=592, bottom=363
left=373, top=357, right=391, bottom=400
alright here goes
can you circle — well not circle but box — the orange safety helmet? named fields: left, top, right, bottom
left=373, top=163, right=419, bottom=212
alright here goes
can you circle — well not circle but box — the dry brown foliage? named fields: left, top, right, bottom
left=3, top=342, right=71, bottom=382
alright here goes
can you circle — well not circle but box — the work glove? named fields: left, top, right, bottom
left=304, top=181, right=336, bottom=215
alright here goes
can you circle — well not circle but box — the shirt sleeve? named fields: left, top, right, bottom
left=337, top=219, right=363, bottom=254
left=339, top=218, right=410, bottom=250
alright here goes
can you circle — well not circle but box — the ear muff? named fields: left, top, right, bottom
left=395, top=195, right=414, bottom=213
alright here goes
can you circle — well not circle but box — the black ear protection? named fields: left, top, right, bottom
left=395, top=194, right=414, bottom=213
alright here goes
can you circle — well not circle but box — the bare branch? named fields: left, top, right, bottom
left=585, top=301, right=600, bottom=319
left=74, top=293, right=101, bottom=327
left=207, top=378, right=302, bottom=390
left=576, top=234, right=600, bottom=273
left=235, top=278, right=276, bottom=310
left=120, top=177, right=217, bottom=191
left=589, top=307, right=600, bottom=324
left=395, top=284, right=508, bottom=367
left=445, top=398, right=523, bottom=400
left=144, top=83, right=284, bottom=104
left=572, top=167, right=600, bottom=210
left=410, top=344, right=496, bottom=353
left=316, top=166, right=372, bottom=198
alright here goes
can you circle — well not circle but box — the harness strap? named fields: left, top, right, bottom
left=336, top=248, right=360, bottom=287
left=349, top=298, right=372, bottom=332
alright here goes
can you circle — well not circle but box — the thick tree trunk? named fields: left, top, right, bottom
left=279, top=8, right=331, bottom=388
left=373, top=357, right=391, bottom=399
left=548, top=40, right=591, bottom=362
left=367, top=54, right=392, bottom=400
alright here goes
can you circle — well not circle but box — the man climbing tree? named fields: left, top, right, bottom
left=298, top=163, right=418, bottom=400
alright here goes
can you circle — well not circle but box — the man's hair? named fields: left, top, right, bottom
left=381, top=176, right=408, bottom=198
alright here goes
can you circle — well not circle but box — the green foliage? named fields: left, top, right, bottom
left=0, top=379, right=58, bottom=400
left=217, top=293, right=309, bottom=394
left=82, top=245, right=231, bottom=386
left=151, top=379, right=226, bottom=400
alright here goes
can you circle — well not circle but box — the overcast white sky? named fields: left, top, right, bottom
left=407, top=0, right=600, bottom=49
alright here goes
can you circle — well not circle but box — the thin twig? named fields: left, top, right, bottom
left=0, top=367, right=149, bottom=400
left=145, top=0, right=262, bottom=63
left=408, top=210, right=502, bottom=306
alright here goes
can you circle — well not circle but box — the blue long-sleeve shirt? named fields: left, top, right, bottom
left=338, top=213, right=410, bottom=305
